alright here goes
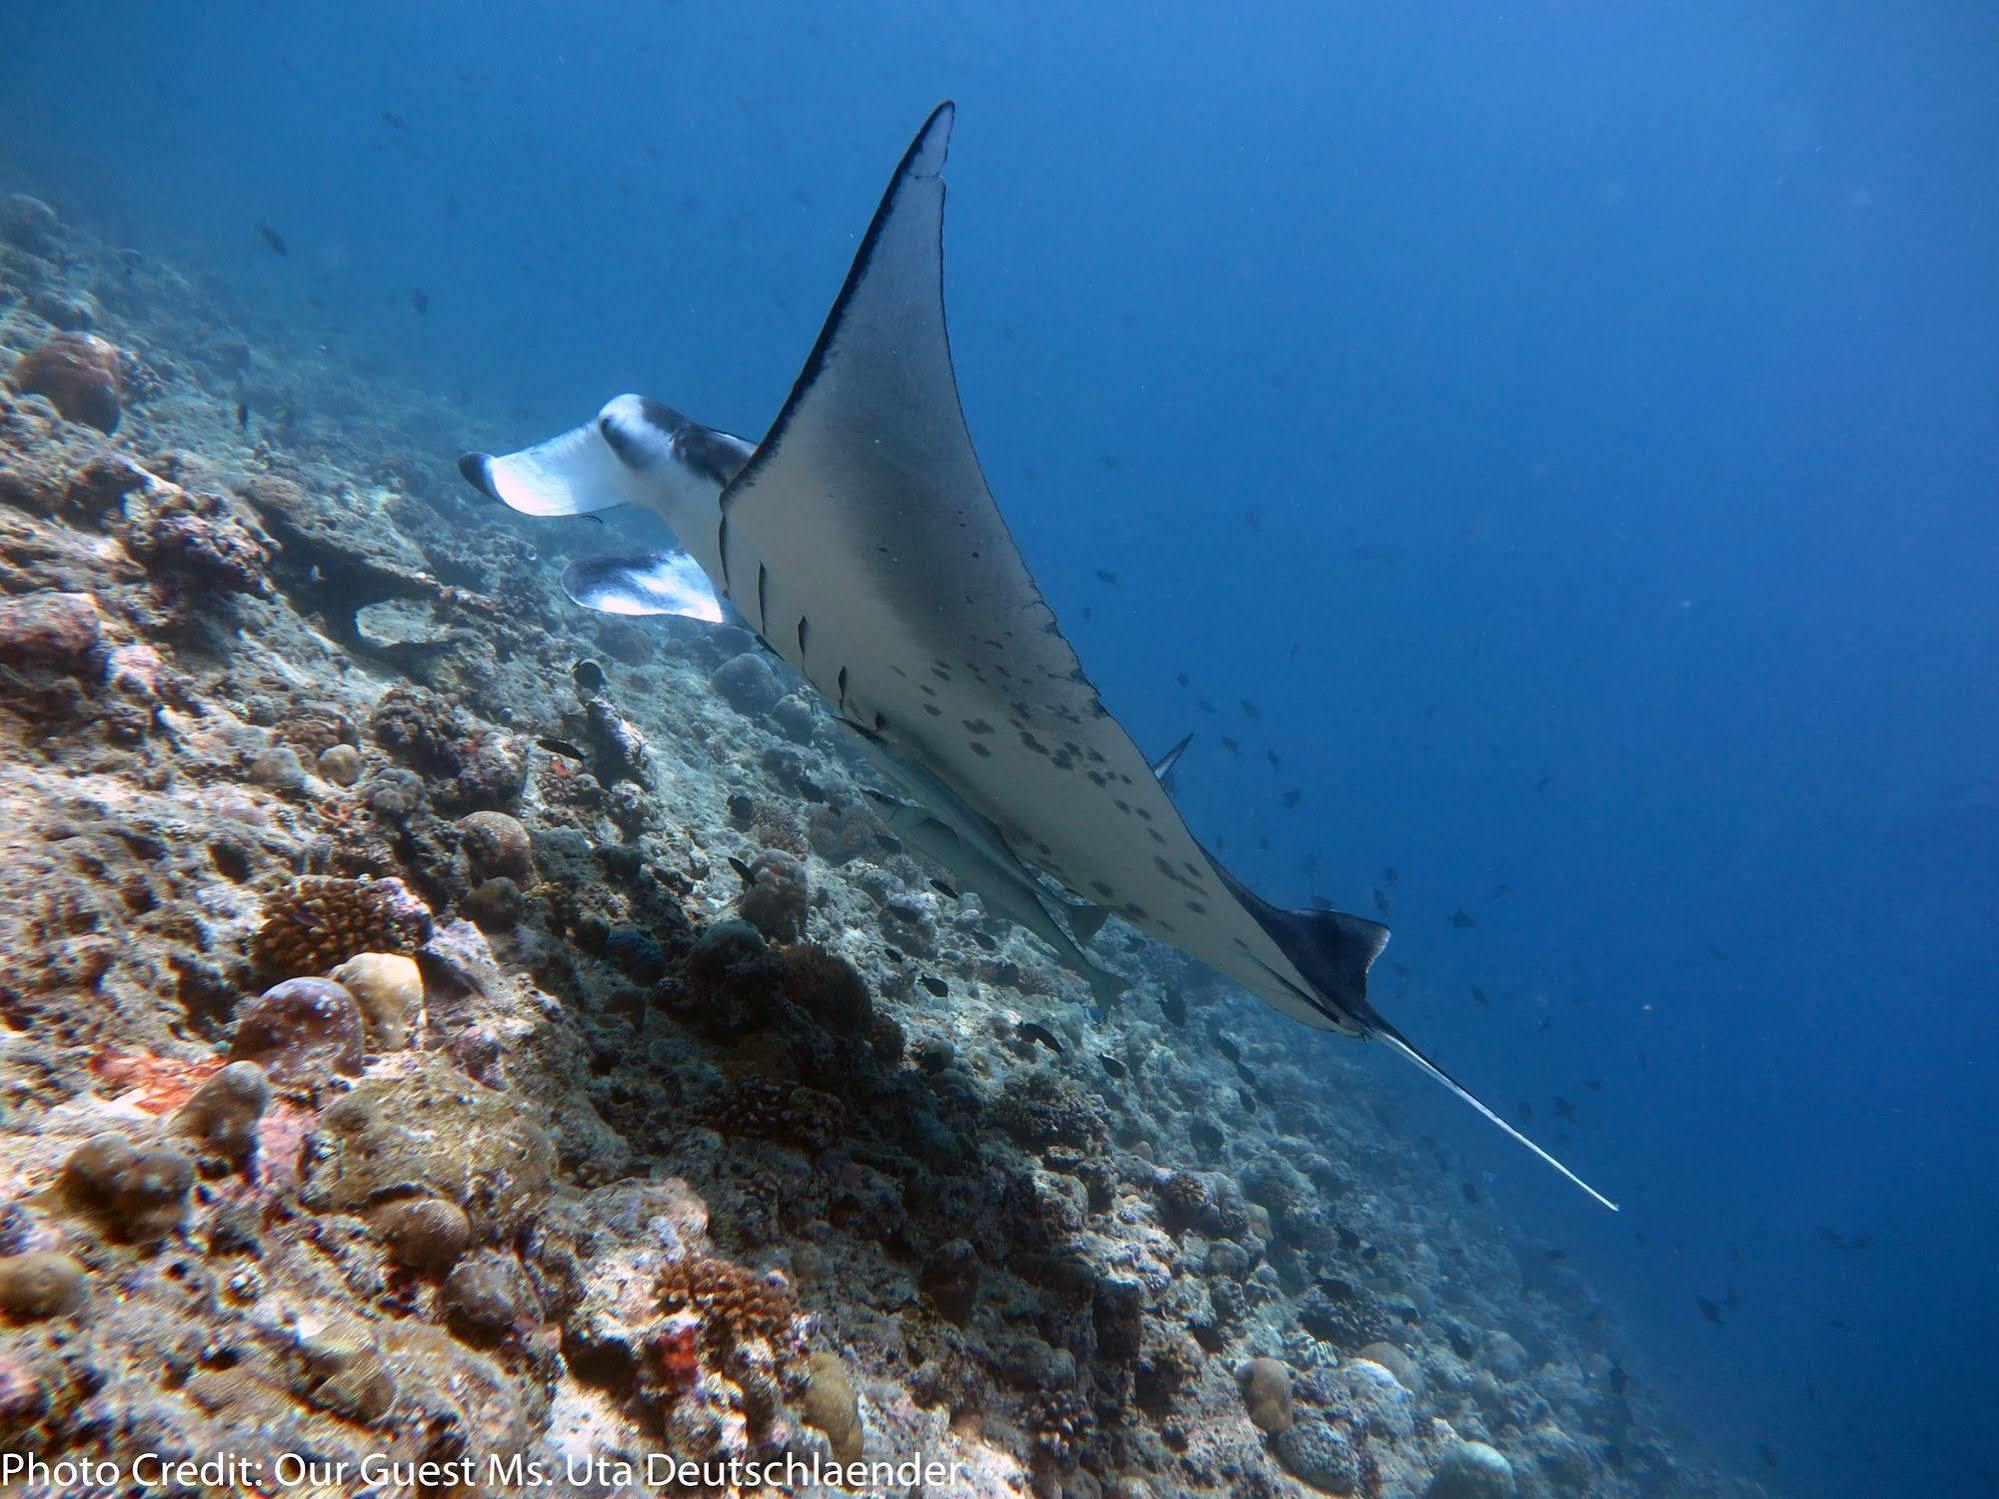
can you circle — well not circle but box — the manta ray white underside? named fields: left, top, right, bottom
left=460, top=103, right=1616, bottom=1212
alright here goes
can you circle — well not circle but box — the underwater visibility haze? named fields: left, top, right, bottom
left=0, top=4, right=1994, bottom=1498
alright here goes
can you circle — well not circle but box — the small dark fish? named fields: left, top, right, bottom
left=381, top=109, right=408, bottom=128
left=929, top=879, right=959, bottom=899
left=1391, top=961, right=1408, bottom=976
left=1450, top=908, right=1477, bottom=928
left=1267, top=749, right=1281, bottom=768
left=1336, top=1226, right=1362, bottom=1254
left=535, top=736, right=589, bottom=762
left=1491, top=883, right=1509, bottom=899
left=1696, top=1296, right=1724, bottom=1325
left=1240, top=699, right=1261, bottom=719
left=970, top=930, right=996, bottom=952
left=1216, top=1034, right=1241, bottom=1064
left=726, top=855, right=756, bottom=885
left=1161, top=988, right=1187, bottom=1027
left=1554, top=1096, right=1577, bottom=1120
left=255, top=222, right=289, bottom=255
left=882, top=945, right=904, bottom=963
left=1373, top=888, right=1390, bottom=915
left=1708, top=945, right=1730, bottom=960
left=1198, top=699, right=1217, bottom=714
left=1384, top=866, right=1398, bottom=885
left=1175, top=672, right=1190, bottom=686
left=1757, top=1442, right=1778, bottom=1469
left=1239, top=1086, right=1258, bottom=1113
left=1244, top=510, right=1261, bottom=529
left=1827, top=1318, right=1853, bottom=1332
left=1536, top=1016, right=1554, bottom=1035
left=919, top=974, right=949, bottom=998
left=1609, top=1363, right=1628, bottom=1396
left=1462, top=1182, right=1479, bottom=1204
left=1359, top=1243, right=1377, bottom=1261
left=1018, top=1021, right=1063, bottom=1054
left=1471, top=986, right=1489, bottom=1007
left=235, top=400, right=249, bottom=430
left=1545, top=1248, right=1567, bottom=1263
left=1724, top=1286, right=1739, bottom=1310
left=1232, top=1060, right=1259, bottom=1089
left=1094, top=568, right=1120, bottom=586
left=1080, top=605, right=1093, bottom=620
left=1098, top=453, right=1119, bottom=469
left=411, top=289, right=430, bottom=315
left=1099, top=1054, right=1127, bottom=1079
left=1534, top=774, right=1552, bottom=792
left=1606, top=1445, right=1626, bottom=1470
left=1281, top=788, right=1303, bottom=809
left=1220, top=736, right=1240, bottom=754
left=1583, top=1078, right=1604, bottom=1092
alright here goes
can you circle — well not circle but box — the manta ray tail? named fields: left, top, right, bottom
left=1373, top=1022, right=1620, bottom=1212
left=1217, top=878, right=1617, bottom=1210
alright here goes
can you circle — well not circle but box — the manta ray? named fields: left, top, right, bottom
left=459, top=103, right=1617, bottom=1212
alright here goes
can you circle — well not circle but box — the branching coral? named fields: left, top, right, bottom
left=654, top=1256, right=803, bottom=1355
left=248, top=876, right=431, bottom=977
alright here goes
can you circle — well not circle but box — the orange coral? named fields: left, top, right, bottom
left=90, top=1049, right=224, bottom=1116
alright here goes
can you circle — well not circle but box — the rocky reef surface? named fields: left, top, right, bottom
left=0, top=186, right=1767, bottom=1498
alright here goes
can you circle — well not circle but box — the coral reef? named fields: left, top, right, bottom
left=0, top=178, right=1768, bottom=1499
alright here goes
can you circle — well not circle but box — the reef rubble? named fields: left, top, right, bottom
left=0, top=186, right=1768, bottom=1498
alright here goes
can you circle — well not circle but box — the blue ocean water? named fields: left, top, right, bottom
left=3, top=3, right=1994, bottom=1493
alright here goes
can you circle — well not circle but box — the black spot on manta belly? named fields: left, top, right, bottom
left=962, top=718, right=994, bottom=734
left=970, top=742, right=991, bottom=757
left=1091, top=881, right=1115, bottom=898
left=923, top=703, right=942, bottom=717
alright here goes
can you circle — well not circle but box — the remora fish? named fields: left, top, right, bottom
left=457, top=104, right=1616, bottom=1212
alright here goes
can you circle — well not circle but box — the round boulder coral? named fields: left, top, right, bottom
left=1275, top=1420, right=1360, bottom=1494
left=1426, top=1440, right=1515, bottom=1499
left=458, top=810, right=534, bottom=882
left=229, top=978, right=366, bottom=1089
left=12, top=333, right=122, bottom=431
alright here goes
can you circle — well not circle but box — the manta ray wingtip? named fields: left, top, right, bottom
left=458, top=452, right=499, bottom=502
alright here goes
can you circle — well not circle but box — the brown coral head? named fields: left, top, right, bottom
left=249, top=876, right=432, bottom=978
left=654, top=1255, right=802, bottom=1355
left=12, top=333, right=122, bottom=432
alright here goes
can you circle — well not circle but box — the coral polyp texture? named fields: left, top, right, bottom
left=248, top=876, right=432, bottom=977
left=0, top=180, right=1769, bottom=1499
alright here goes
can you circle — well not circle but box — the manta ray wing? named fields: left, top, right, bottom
left=561, top=549, right=728, bottom=621
left=716, top=102, right=1617, bottom=1210
left=714, top=105, right=1352, bottom=1030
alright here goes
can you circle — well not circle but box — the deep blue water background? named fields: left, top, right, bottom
left=4, top=4, right=1995, bottom=1493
